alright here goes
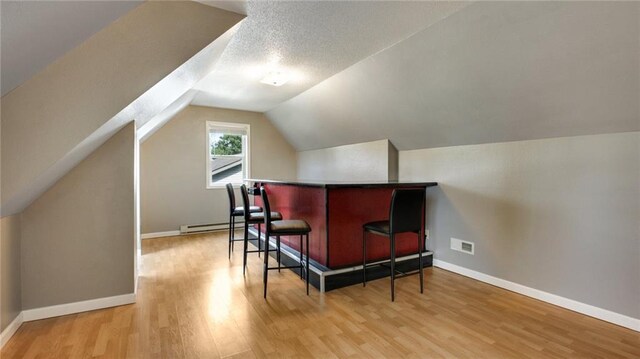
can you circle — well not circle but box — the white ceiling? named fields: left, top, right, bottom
left=267, top=1, right=640, bottom=151
left=191, top=0, right=470, bottom=112
left=0, top=0, right=142, bottom=96
left=5, top=1, right=633, bottom=155
left=195, top=0, right=247, bottom=15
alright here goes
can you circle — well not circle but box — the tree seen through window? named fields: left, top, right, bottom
left=211, top=134, right=242, bottom=156
left=208, top=129, right=247, bottom=187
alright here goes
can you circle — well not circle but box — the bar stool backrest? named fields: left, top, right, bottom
left=239, top=184, right=252, bottom=221
left=260, top=187, right=273, bottom=226
left=389, top=189, right=425, bottom=234
left=225, top=183, right=236, bottom=214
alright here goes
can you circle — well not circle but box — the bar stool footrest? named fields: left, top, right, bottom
left=245, top=248, right=277, bottom=254
left=367, top=263, right=421, bottom=278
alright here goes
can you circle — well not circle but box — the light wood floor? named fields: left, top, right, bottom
left=2, top=231, right=639, bottom=358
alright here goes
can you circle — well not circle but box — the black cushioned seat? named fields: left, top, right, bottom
left=362, top=220, right=390, bottom=235
left=269, top=220, right=311, bottom=234
left=233, top=206, right=262, bottom=216
left=249, top=212, right=283, bottom=221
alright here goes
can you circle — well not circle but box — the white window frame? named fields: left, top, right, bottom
left=206, top=121, right=251, bottom=189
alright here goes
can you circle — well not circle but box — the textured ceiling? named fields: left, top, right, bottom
left=267, top=1, right=640, bottom=151
left=0, top=0, right=142, bottom=96
left=191, top=0, right=470, bottom=112
left=195, top=0, right=247, bottom=15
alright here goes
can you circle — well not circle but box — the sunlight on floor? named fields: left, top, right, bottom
left=208, top=269, right=234, bottom=323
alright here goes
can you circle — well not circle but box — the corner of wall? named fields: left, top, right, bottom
left=133, top=124, right=141, bottom=292
left=0, top=214, right=22, bottom=334
left=387, top=140, right=399, bottom=181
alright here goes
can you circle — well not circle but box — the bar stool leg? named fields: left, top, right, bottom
left=277, top=236, right=281, bottom=273
left=263, top=230, right=269, bottom=299
left=231, top=216, right=236, bottom=251
left=306, top=234, right=310, bottom=295
left=258, top=224, right=262, bottom=258
left=228, top=214, right=233, bottom=259
left=362, top=231, right=367, bottom=287
left=418, top=230, right=424, bottom=294
left=242, top=221, right=249, bottom=275
left=390, top=234, right=396, bottom=302
left=299, top=235, right=304, bottom=279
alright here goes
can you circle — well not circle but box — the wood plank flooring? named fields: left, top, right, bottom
left=2, top=231, right=639, bottom=358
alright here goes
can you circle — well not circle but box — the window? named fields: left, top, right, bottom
left=206, top=121, right=250, bottom=188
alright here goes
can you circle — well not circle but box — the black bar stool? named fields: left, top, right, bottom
left=362, top=188, right=425, bottom=301
left=226, top=183, right=261, bottom=258
left=260, top=187, right=312, bottom=298
left=239, top=184, right=282, bottom=275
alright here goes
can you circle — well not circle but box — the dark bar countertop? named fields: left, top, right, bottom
left=246, top=178, right=438, bottom=189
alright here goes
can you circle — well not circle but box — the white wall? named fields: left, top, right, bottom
left=20, top=123, right=136, bottom=310
left=140, top=106, right=297, bottom=234
left=297, top=139, right=397, bottom=181
left=400, top=132, right=640, bottom=319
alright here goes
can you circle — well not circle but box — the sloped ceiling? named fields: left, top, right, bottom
left=1, top=1, right=244, bottom=216
left=191, top=0, right=471, bottom=112
left=266, top=1, right=640, bottom=151
left=195, top=0, right=247, bottom=15
left=0, top=0, right=143, bottom=96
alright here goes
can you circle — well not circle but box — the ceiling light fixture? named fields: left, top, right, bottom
left=260, top=70, right=290, bottom=87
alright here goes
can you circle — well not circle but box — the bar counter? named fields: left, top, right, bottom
left=248, top=179, right=437, bottom=270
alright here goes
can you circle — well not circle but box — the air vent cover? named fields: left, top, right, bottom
left=451, top=238, right=474, bottom=255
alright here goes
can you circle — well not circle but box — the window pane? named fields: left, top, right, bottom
left=210, top=133, right=243, bottom=155
left=210, top=132, right=245, bottom=186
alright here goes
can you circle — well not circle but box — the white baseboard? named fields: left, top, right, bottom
left=1, top=294, right=136, bottom=348
left=433, top=259, right=640, bottom=332
left=141, top=230, right=180, bottom=239
left=142, top=223, right=240, bottom=239
left=22, top=293, right=136, bottom=322
left=0, top=312, right=23, bottom=349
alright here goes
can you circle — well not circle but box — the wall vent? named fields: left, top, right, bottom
left=451, top=237, right=474, bottom=255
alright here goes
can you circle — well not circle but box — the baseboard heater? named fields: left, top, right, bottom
left=179, top=222, right=240, bottom=234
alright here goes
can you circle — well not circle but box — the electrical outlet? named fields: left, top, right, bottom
left=425, top=229, right=430, bottom=239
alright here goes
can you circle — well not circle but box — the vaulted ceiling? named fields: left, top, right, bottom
left=1, top=1, right=243, bottom=216
left=1, top=0, right=475, bottom=130
left=266, top=1, right=640, bottom=151
left=194, top=1, right=638, bottom=151
left=1, top=0, right=143, bottom=96
left=1, top=0, right=637, bottom=213
left=191, top=0, right=471, bottom=112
